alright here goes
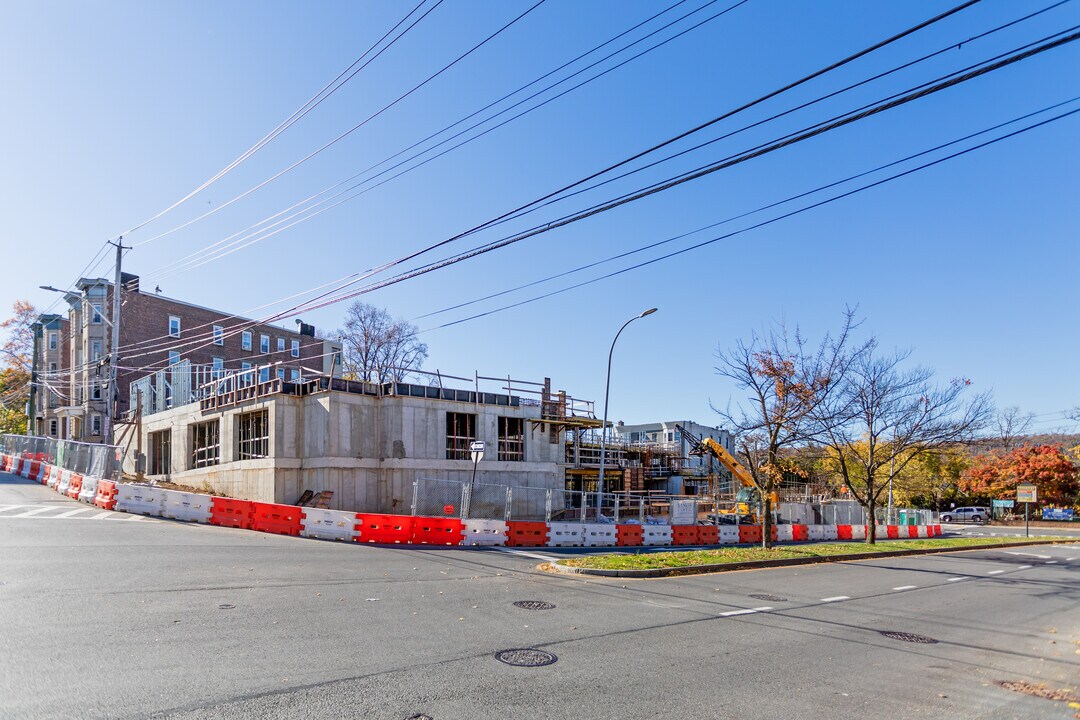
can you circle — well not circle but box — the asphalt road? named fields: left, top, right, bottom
left=2, top=472, right=1077, bottom=720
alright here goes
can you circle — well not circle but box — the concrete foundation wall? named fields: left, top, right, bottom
left=126, top=388, right=563, bottom=513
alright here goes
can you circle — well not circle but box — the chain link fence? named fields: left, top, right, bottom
left=0, top=434, right=121, bottom=480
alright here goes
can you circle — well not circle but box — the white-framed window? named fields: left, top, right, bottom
left=168, top=351, right=181, bottom=365
left=91, top=381, right=101, bottom=400
left=90, top=414, right=102, bottom=436
left=168, top=316, right=181, bottom=338
left=260, top=334, right=270, bottom=353
left=241, top=361, right=253, bottom=386
left=49, top=419, right=58, bottom=437
left=241, top=330, right=252, bottom=351
left=91, top=304, right=102, bottom=324
left=49, top=362, right=57, bottom=374
left=290, top=369, right=300, bottom=381
left=48, top=332, right=58, bottom=350
left=276, top=337, right=285, bottom=353
left=290, top=339, right=300, bottom=358
left=276, top=368, right=285, bottom=381
left=213, top=325, right=224, bottom=346
left=211, top=356, right=224, bottom=379
left=91, top=339, right=103, bottom=361
left=258, top=366, right=270, bottom=383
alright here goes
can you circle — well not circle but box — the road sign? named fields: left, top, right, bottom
left=1016, top=484, right=1037, bottom=503
left=469, top=441, right=486, bottom=464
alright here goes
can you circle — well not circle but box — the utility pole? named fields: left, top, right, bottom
left=104, top=238, right=128, bottom=447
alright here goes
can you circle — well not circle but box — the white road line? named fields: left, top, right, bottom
left=124, top=515, right=151, bottom=522
left=892, top=585, right=917, bottom=591
left=0, top=505, right=28, bottom=513
left=88, top=511, right=113, bottom=520
left=720, top=606, right=772, bottom=617
left=1045, top=560, right=1058, bottom=564
left=10, top=506, right=57, bottom=518
left=820, top=596, right=849, bottom=602
left=1005, top=551, right=1051, bottom=558
left=947, top=577, right=966, bottom=582
left=1017, top=565, right=1032, bottom=570
left=987, top=570, right=1005, bottom=575
left=490, top=548, right=561, bottom=563
left=1065, top=558, right=1076, bottom=562
left=52, top=508, right=92, bottom=518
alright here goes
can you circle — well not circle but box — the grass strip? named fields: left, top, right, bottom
left=562, top=536, right=1076, bottom=571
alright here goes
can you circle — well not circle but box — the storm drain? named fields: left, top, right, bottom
left=495, top=648, right=558, bottom=667
left=749, top=594, right=788, bottom=602
left=513, top=600, right=556, bottom=610
left=879, top=631, right=938, bottom=644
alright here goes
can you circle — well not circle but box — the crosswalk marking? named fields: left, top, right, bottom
left=52, top=508, right=92, bottom=518
left=11, top=507, right=55, bottom=518
left=0, top=504, right=156, bottom=522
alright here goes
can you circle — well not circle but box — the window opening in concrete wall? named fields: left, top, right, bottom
left=238, top=410, right=269, bottom=460
left=498, top=416, right=525, bottom=461
left=446, top=412, right=476, bottom=460
left=149, top=430, right=171, bottom=475
left=190, top=420, right=220, bottom=469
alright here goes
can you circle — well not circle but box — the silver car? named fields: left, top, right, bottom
left=940, top=506, right=989, bottom=524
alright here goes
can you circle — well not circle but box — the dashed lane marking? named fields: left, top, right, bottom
left=720, top=606, right=772, bottom=617
left=947, top=577, right=966, bottom=582
left=1017, top=565, right=1032, bottom=570
left=892, top=585, right=917, bottom=591
left=820, top=596, right=849, bottom=602
left=1045, top=560, right=1058, bottom=564
left=1004, top=551, right=1052, bottom=558
left=987, top=570, right=1005, bottom=575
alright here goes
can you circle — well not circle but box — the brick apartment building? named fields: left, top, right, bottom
left=31, top=273, right=341, bottom=443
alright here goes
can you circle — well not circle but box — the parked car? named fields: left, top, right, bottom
left=940, top=506, right=990, bottom=524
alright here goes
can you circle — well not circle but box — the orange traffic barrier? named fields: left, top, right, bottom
left=250, top=501, right=302, bottom=536
left=29, top=461, right=42, bottom=479
left=506, top=521, right=549, bottom=547
left=210, top=497, right=255, bottom=529
left=66, top=474, right=84, bottom=500
left=791, top=524, right=809, bottom=541
left=0, top=455, right=9, bottom=471
left=355, top=514, right=414, bottom=543
left=412, top=517, right=465, bottom=545
left=836, top=525, right=853, bottom=540
left=739, top=525, right=763, bottom=544
left=616, top=524, right=643, bottom=546
left=671, top=525, right=699, bottom=545
left=696, top=525, right=719, bottom=545
left=93, top=480, right=118, bottom=509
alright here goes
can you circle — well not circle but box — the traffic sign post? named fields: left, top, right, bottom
left=1016, top=484, right=1037, bottom=538
left=465, top=441, right=485, bottom=519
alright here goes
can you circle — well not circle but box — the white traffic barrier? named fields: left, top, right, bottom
left=807, top=525, right=824, bottom=541
left=718, top=525, right=740, bottom=544
left=461, top=518, right=508, bottom=546
left=581, top=523, right=617, bottom=547
left=298, top=508, right=359, bottom=540
left=78, top=475, right=99, bottom=504
left=850, top=523, right=866, bottom=540
left=875, top=525, right=890, bottom=539
left=56, top=471, right=71, bottom=496
left=114, top=484, right=165, bottom=517
left=46, top=466, right=61, bottom=489
left=547, top=522, right=584, bottom=547
left=915, top=525, right=928, bottom=538
left=642, top=524, right=673, bottom=546
left=161, top=490, right=213, bottom=523
left=821, top=525, right=839, bottom=540
left=775, top=524, right=794, bottom=542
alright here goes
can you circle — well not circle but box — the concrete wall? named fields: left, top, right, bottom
left=126, top=387, right=563, bottom=513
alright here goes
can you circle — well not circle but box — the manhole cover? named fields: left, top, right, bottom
left=218, top=604, right=235, bottom=610
left=749, top=594, right=788, bottom=602
left=494, top=648, right=558, bottom=667
left=513, top=600, right=556, bottom=610
left=879, top=631, right=938, bottom=644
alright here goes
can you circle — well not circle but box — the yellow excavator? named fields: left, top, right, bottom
left=675, top=424, right=778, bottom=524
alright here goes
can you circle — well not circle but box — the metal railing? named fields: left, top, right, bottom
left=0, top=433, right=121, bottom=480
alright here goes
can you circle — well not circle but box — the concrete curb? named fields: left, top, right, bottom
left=548, top=539, right=1080, bottom=578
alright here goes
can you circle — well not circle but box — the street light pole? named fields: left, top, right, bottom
left=597, top=308, right=657, bottom=507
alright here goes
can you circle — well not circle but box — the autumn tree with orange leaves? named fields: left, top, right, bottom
left=0, top=300, right=37, bottom=434
left=961, top=445, right=1078, bottom=507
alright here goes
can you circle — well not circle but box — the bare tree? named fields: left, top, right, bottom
left=995, top=405, right=1034, bottom=452
left=811, top=344, right=992, bottom=543
left=333, top=302, right=428, bottom=383
left=713, top=310, right=858, bottom=549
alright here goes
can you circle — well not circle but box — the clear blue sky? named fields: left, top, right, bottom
left=1, top=0, right=1077, bottom=431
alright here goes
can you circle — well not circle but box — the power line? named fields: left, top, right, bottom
left=421, top=105, right=1080, bottom=331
